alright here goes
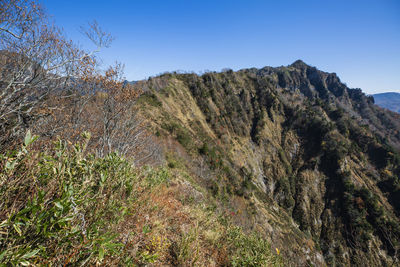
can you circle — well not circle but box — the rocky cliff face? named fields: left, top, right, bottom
left=135, top=61, right=400, bottom=266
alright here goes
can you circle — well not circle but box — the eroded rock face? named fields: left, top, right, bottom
left=137, top=61, right=400, bottom=266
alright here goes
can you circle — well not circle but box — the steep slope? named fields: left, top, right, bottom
left=0, top=133, right=283, bottom=266
left=135, top=60, right=400, bottom=266
left=373, top=92, right=400, bottom=113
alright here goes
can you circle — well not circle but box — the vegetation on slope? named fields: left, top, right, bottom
left=135, top=65, right=400, bottom=266
left=1, top=2, right=399, bottom=266
left=0, top=131, right=283, bottom=266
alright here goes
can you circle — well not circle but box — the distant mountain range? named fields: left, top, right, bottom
left=373, top=92, right=400, bottom=113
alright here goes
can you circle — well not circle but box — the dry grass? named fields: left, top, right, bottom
left=0, top=133, right=283, bottom=266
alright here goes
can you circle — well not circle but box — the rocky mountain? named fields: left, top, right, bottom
left=3, top=59, right=400, bottom=266
left=132, top=60, right=400, bottom=266
left=373, top=92, right=400, bottom=113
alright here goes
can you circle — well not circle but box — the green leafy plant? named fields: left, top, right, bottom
left=0, top=131, right=136, bottom=265
left=225, top=226, right=283, bottom=267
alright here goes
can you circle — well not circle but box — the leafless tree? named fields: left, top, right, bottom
left=0, top=0, right=111, bottom=148
left=1, top=0, right=162, bottom=164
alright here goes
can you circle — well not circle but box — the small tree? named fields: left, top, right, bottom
left=1, top=0, right=161, bottom=163
left=0, top=0, right=111, bottom=148
left=81, top=62, right=141, bottom=156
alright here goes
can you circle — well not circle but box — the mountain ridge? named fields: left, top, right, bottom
left=4, top=58, right=400, bottom=266
left=131, top=60, right=400, bottom=266
left=373, top=92, right=400, bottom=113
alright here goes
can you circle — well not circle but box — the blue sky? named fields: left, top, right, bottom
left=41, top=0, right=399, bottom=94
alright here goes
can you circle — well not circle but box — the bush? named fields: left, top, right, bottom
left=0, top=131, right=168, bottom=265
left=176, top=130, right=192, bottom=148
left=225, top=226, right=283, bottom=266
left=161, top=122, right=192, bottom=149
left=139, top=92, right=162, bottom=107
left=198, top=143, right=209, bottom=155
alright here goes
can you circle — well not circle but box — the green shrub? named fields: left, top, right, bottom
left=139, top=92, right=162, bottom=107
left=0, top=131, right=169, bottom=265
left=225, top=226, right=283, bottom=267
left=198, top=143, right=209, bottom=155
left=176, top=130, right=192, bottom=148
left=161, top=122, right=192, bottom=149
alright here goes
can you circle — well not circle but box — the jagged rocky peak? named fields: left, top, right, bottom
left=290, top=59, right=310, bottom=69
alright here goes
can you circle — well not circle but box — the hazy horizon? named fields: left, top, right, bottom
left=41, top=0, right=400, bottom=94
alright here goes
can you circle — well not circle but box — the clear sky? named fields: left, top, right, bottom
left=41, top=0, right=399, bottom=94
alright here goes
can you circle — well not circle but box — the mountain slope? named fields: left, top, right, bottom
left=373, top=92, right=400, bottom=113
left=134, top=60, right=400, bottom=266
